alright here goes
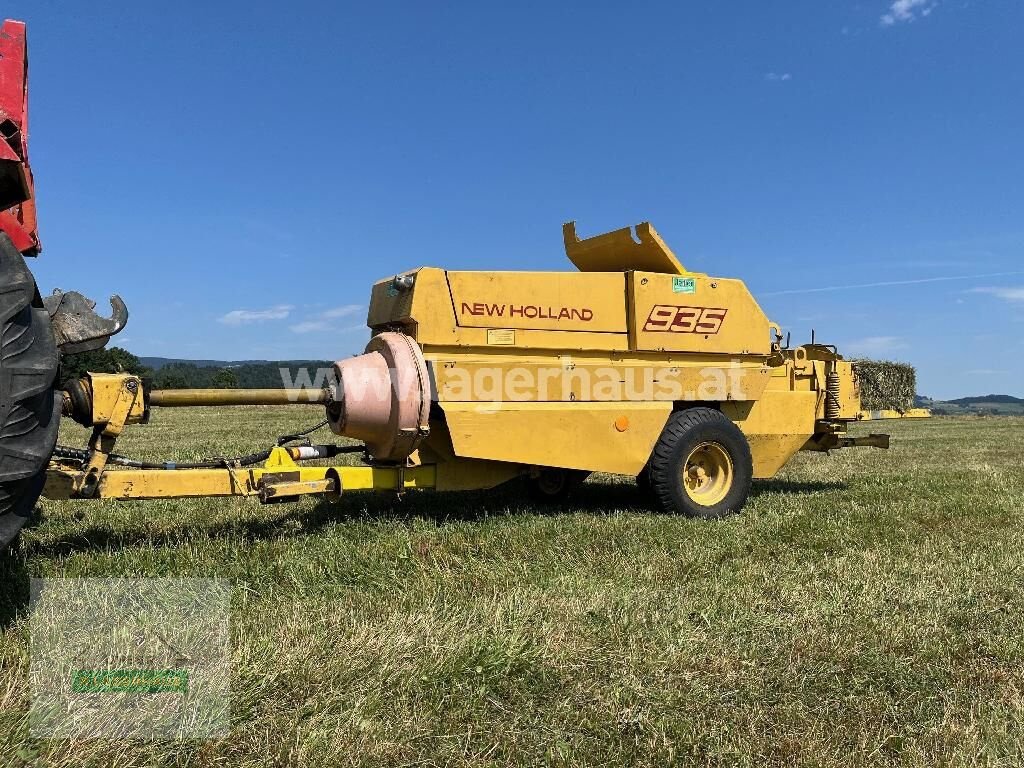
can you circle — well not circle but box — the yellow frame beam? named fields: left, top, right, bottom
left=44, top=463, right=437, bottom=501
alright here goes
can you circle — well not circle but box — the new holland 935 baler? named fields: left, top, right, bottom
left=0, top=19, right=892, bottom=545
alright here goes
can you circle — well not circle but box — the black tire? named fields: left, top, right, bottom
left=0, top=234, right=60, bottom=546
left=636, top=465, right=654, bottom=499
left=525, top=468, right=590, bottom=505
left=648, top=408, right=752, bottom=519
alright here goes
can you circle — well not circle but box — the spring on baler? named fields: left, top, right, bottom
left=825, top=370, right=842, bottom=420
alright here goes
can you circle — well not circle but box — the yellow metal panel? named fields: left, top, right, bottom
left=417, top=419, right=525, bottom=491
left=428, top=355, right=771, bottom=404
left=722, top=389, right=819, bottom=478
left=442, top=401, right=671, bottom=475
left=630, top=272, right=771, bottom=356
left=426, top=328, right=631, bottom=352
left=367, top=268, right=634, bottom=350
left=433, top=458, right=521, bottom=492
left=447, top=271, right=627, bottom=333
left=368, top=267, right=462, bottom=336
left=367, top=270, right=421, bottom=328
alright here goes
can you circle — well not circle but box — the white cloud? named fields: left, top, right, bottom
left=763, top=271, right=1024, bottom=297
left=971, top=287, right=1024, bottom=303
left=881, top=0, right=935, bottom=26
left=765, top=72, right=792, bottom=82
left=218, top=304, right=293, bottom=325
left=291, top=322, right=365, bottom=335
left=322, top=304, right=363, bottom=319
left=289, top=304, right=365, bottom=334
left=843, top=335, right=909, bottom=358
left=289, top=320, right=330, bottom=334
left=218, top=302, right=363, bottom=333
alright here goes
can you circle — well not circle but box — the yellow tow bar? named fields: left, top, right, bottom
left=44, top=445, right=437, bottom=502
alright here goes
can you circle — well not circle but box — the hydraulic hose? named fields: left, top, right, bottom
left=52, top=416, right=365, bottom=471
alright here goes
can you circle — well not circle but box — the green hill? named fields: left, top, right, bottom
left=917, top=395, right=1024, bottom=416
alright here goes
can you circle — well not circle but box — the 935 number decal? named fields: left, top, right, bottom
left=643, top=305, right=728, bottom=334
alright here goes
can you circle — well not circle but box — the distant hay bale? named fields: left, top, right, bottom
left=852, top=359, right=917, bottom=412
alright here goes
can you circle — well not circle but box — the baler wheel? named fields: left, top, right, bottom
left=0, top=234, right=60, bottom=546
left=648, top=408, right=752, bottom=519
left=525, top=468, right=589, bottom=505
left=635, top=465, right=654, bottom=499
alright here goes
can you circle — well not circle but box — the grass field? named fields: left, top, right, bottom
left=1, top=409, right=1023, bottom=766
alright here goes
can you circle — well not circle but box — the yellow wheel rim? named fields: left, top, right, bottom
left=682, top=442, right=734, bottom=507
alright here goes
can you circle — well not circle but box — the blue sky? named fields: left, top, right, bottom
left=12, top=0, right=1023, bottom=399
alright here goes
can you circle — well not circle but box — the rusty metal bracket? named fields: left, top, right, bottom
left=43, top=289, right=128, bottom=353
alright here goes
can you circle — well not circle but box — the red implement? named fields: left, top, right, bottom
left=0, top=19, right=38, bottom=255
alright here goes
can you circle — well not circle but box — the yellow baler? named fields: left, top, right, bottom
left=320, top=221, right=884, bottom=517
left=42, top=220, right=888, bottom=520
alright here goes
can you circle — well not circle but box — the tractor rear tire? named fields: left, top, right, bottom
left=0, top=234, right=60, bottom=546
left=648, top=408, right=752, bottom=519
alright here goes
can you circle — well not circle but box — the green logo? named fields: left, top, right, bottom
left=672, top=277, right=696, bottom=294
left=71, top=669, right=189, bottom=694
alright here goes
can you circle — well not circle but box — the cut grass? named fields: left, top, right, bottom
left=1, top=409, right=1023, bottom=766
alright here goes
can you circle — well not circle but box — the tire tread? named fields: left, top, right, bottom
left=0, top=233, right=58, bottom=545
left=648, top=407, right=753, bottom=518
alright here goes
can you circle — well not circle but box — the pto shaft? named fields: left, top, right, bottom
left=148, top=389, right=328, bottom=407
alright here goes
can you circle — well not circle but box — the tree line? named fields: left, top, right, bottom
left=60, top=347, right=334, bottom=390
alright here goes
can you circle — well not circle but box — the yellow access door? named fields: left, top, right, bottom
left=446, top=271, right=628, bottom=333
left=629, top=271, right=771, bottom=356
